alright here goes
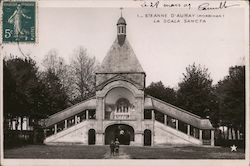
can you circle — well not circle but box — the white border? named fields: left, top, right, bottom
left=1, top=0, right=249, bottom=166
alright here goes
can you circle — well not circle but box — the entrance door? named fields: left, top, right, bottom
left=144, top=129, right=151, bottom=146
left=105, top=124, right=134, bottom=145
left=88, top=129, right=96, bottom=145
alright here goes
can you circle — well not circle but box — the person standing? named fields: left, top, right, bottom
left=114, top=138, right=120, bottom=155
left=110, top=140, right=115, bottom=156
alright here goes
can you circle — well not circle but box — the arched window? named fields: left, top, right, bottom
left=116, top=98, right=130, bottom=113
left=118, top=26, right=125, bottom=35
left=118, top=26, right=122, bottom=34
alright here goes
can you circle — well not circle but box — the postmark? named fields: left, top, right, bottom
left=2, top=1, right=36, bottom=43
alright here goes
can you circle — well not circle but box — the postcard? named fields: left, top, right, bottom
left=0, top=0, right=249, bottom=166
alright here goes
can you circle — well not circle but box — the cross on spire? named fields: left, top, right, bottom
left=117, top=8, right=126, bottom=46
left=120, top=7, right=123, bottom=17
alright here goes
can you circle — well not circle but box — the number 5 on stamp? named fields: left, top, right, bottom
left=2, top=1, right=36, bottom=43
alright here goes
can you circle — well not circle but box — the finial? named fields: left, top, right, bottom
left=120, top=7, right=123, bottom=17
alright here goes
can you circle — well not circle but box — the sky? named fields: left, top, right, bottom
left=2, top=3, right=247, bottom=88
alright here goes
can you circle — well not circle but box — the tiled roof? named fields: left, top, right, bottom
left=145, top=95, right=214, bottom=130
left=45, top=97, right=96, bottom=127
left=117, top=17, right=126, bottom=25
left=97, top=38, right=144, bottom=73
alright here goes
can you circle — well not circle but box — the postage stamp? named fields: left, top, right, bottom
left=2, top=1, right=36, bottom=43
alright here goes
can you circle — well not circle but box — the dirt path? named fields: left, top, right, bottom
left=103, top=147, right=130, bottom=159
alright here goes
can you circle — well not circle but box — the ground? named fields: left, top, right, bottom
left=4, top=145, right=245, bottom=159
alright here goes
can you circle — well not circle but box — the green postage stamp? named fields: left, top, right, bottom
left=2, top=1, right=36, bottom=43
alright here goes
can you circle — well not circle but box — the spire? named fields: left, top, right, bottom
left=120, top=7, right=123, bottom=17
left=117, top=8, right=126, bottom=46
left=98, top=10, right=145, bottom=74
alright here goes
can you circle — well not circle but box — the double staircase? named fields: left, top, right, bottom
left=44, top=120, right=97, bottom=144
left=43, top=96, right=214, bottom=146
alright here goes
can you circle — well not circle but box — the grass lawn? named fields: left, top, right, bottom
left=4, top=145, right=108, bottom=159
left=123, top=145, right=245, bottom=159
left=4, top=144, right=245, bottom=159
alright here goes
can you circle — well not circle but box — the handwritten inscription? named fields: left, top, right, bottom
left=140, top=1, right=191, bottom=9
left=139, top=1, right=240, bottom=10
left=135, top=1, right=234, bottom=24
left=198, top=1, right=240, bottom=10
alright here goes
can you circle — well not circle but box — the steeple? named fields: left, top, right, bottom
left=96, top=10, right=145, bottom=89
left=117, top=8, right=126, bottom=46
left=97, top=9, right=144, bottom=74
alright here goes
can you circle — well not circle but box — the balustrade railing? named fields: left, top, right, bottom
left=152, top=110, right=201, bottom=140
left=46, top=109, right=96, bottom=137
left=114, top=112, right=130, bottom=119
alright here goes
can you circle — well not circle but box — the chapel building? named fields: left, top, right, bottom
left=43, top=15, right=214, bottom=146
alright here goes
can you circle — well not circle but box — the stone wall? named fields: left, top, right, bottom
left=44, top=120, right=97, bottom=145
left=153, top=121, right=201, bottom=145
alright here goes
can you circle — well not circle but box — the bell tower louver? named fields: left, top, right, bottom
left=117, top=9, right=126, bottom=46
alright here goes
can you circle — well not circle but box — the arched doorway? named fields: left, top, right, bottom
left=144, top=129, right=151, bottom=146
left=105, top=124, right=134, bottom=145
left=88, top=129, right=96, bottom=145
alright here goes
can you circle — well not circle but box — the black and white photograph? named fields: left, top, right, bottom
left=0, top=0, right=249, bottom=166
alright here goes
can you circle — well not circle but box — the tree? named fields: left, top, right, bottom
left=3, top=57, right=48, bottom=132
left=42, top=49, right=61, bottom=73
left=41, top=69, right=69, bottom=115
left=145, top=81, right=176, bottom=105
left=70, top=46, right=99, bottom=103
left=42, top=49, right=75, bottom=102
left=4, top=57, right=39, bottom=116
left=42, top=47, right=99, bottom=105
left=4, top=56, right=71, bottom=129
left=215, top=65, right=245, bottom=138
left=3, top=60, right=17, bottom=119
left=176, top=63, right=214, bottom=118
